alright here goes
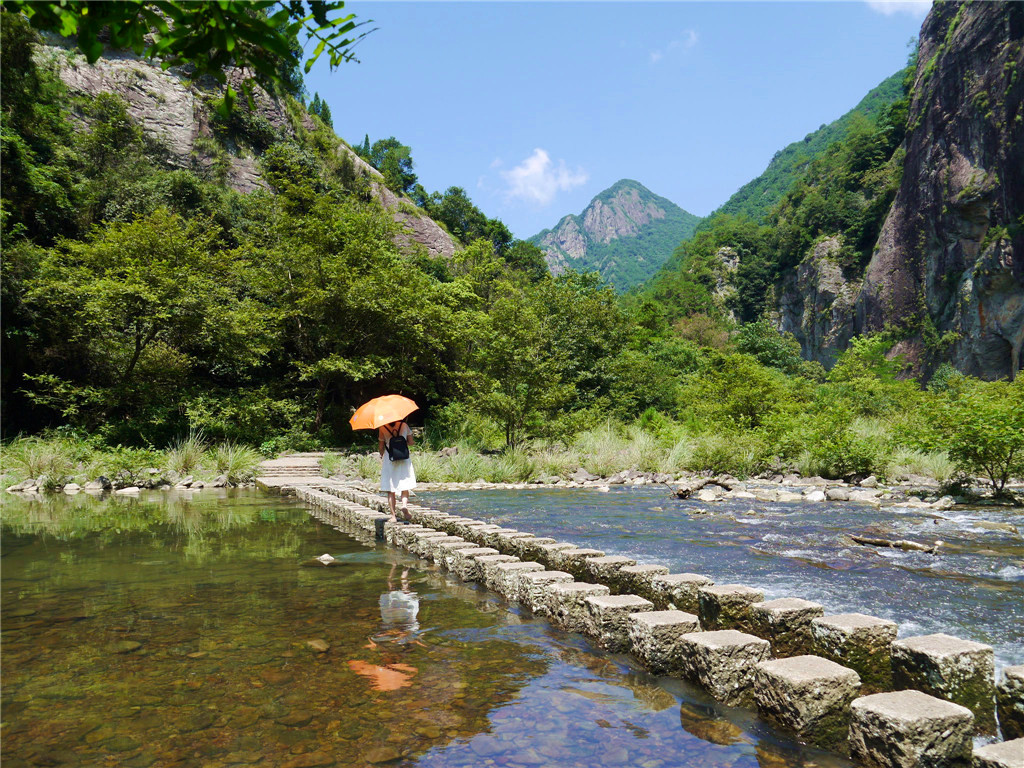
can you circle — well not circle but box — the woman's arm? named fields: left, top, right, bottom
left=378, top=430, right=386, bottom=457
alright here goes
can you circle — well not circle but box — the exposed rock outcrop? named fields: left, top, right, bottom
left=856, top=1, right=1024, bottom=379
left=50, top=42, right=457, bottom=259
left=775, top=237, right=862, bottom=366
left=530, top=179, right=701, bottom=290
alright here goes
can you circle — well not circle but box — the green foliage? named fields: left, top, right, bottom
left=209, top=442, right=263, bottom=483
left=734, top=320, right=804, bottom=374
left=3, top=1, right=372, bottom=111
left=915, top=379, right=1024, bottom=493
left=367, top=136, right=417, bottom=193
left=800, top=403, right=886, bottom=479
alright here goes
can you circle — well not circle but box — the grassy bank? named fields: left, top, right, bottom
left=321, top=418, right=961, bottom=488
left=1, top=433, right=262, bottom=491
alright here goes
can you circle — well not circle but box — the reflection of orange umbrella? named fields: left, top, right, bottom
left=349, top=395, right=419, bottom=430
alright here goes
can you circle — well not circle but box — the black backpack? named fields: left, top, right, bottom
left=385, top=421, right=410, bottom=461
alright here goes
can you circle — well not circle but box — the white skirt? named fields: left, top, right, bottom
left=380, top=453, right=416, bottom=493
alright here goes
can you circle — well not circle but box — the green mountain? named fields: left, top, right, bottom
left=528, top=180, right=701, bottom=291
left=711, top=68, right=906, bottom=223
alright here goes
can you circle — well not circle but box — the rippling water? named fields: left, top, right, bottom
left=2, top=489, right=852, bottom=768
left=421, top=486, right=1024, bottom=669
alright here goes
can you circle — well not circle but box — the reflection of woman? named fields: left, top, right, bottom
left=378, top=420, right=416, bottom=522
left=377, top=565, right=420, bottom=638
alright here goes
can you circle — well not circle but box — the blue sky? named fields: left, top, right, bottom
left=304, top=1, right=930, bottom=240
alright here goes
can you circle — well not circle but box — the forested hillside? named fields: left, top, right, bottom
left=641, top=0, right=1022, bottom=382
left=2, top=6, right=1021, bottom=494
left=711, top=68, right=906, bottom=223
left=529, top=180, right=701, bottom=291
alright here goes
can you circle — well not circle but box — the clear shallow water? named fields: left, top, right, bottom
left=2, top=489, right=850, bottom=768
left=421, top=487, right=1024, bottom=669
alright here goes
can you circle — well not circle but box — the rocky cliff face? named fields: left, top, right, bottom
left=530, top=180, right=700, bottom=291
left=856, top=1, right=1023, bottom=379
left=766, top=2, right=1022, bottom=379
left=51, top=43, right=457, bottom=259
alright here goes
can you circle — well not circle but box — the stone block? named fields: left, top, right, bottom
left=394, top=524, right=429, bottom=548
left=811, top=613, right=898, bottom=693
left=697, top=584, right=765, bottom=632
left=546, top=582, right=610, bottom=632
left=849, top=690, right=974, bottom=768
left=585, top=594, right=653, bottom=651
left=584, top=555, right=638, bottom=589
left=519, top=570, right=574, bottom=613
left=434, top=540, right=481, bottom=571
left=754, top=655, right=861, bottom=751
left=472, top=554, right=519, bottom=585
left=679, top=630, right=771, bottom=707
left=480, top=528, right=521, bottom=549
left=512, top=537, right=556, bottom=560
left=998, top=666, right=1024, bottom=739
left=973, top=739, right=1024, bottom=768
left=423, top=536, right=466, bottom=561
left=627, top=610, right=700, bottom=675
left=749, top=597, right=824, bottom=657
left=554, top=548, right=606, bottom=579
left=618, top=564, right=671, bottom=602
left=533, top=541, right=579, bottom=568
left=892, top=633, right=996, bottom=733
left=489, top=561, right=544, bottom=597
left=449, top=547, right=499, bottom=582
left=650, top=573, right=714, bottom=612
left=407, top=531, right=449, bottom=558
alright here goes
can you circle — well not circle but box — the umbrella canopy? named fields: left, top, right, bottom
left=349, top=395, right=419, bottom=431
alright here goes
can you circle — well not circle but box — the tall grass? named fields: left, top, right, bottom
left=165, top=431, right=208, bottom=476
left=209, top=442, right=262, bottom=483
left=319, top=451, right=344, bottom=478
left=886, top=448, right=956, bottom=483
left=1, top=437, right=79, bottom=488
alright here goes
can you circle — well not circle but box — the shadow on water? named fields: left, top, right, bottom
left=3, top=489, right=852, bottom=767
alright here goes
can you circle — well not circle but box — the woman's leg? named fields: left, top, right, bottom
left=388, top=491, right=397, bottom=521
left=400, top=490, right=411, bottom=520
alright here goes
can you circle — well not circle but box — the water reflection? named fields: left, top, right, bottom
left=4, top=490, right=853, bottom=768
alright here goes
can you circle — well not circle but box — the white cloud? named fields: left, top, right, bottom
left=650, top=29, right=698, bottom=65
left=864, top=0, right=931, bottom=17
left=500, top=149, right=588, bottom=206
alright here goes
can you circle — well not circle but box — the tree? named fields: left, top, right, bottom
left=369, top=137, right=416, bottom=194
left=308, top=92, right=333, bottom=128
left=919, top=379, right=1024, bottom=494
left=734, top=319, right=804, bottom=374
left=1, top=1, right=373, bottom=112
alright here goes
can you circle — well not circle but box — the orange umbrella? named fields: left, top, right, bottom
left=349, top=395, right=419, bottom=431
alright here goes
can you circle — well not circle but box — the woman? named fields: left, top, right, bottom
left=379, top=419, right=416, bottom=522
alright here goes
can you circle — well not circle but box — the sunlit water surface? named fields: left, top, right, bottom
left=421, top=486, right=1024, bottom=669
left=2, top=489, right=852, bottom=768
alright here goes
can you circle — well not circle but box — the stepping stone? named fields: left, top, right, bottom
left=650, top=573, right=714, bottom=612
left=546, top=582, right=610, bottom=632
left=423, top=536, right=466, bottom=561
left=532, top=542, right=579, bottom=568
left=553, top=548, right=606, bottom=579
left=434, top=540, right=481, bottom=571
left=697, top=584, right=764, bottom=633
left=472, top=554, right=519, bottom=584
left=754, top=655, right=861, bottom=752
left=811, top=613, right=898, bottom=693
left=679, top=630, right=771, bottom=707
left=892, top=633, right=996, bottom=733
left=449, top=547, right=499, bottom=581
left=489, top=561, right=544, bottom=597
left=519, top=570, right=574, bottom=613
left=627, top=610, right=700, bottom=675
left=997, top=666, right=1024, bottom=739
left=849, top=690, right=974, bottom=768
left=584, top=556, right=638, bottom=588
left=512, top=537, right=556, bottom=560
left=618, top=564, right=670, bottom=603
left=585, top=594, right=653, bottom=652
left=973, top=738, right=1024, bottom=768
left=749, top=597, right=824, bottom=657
